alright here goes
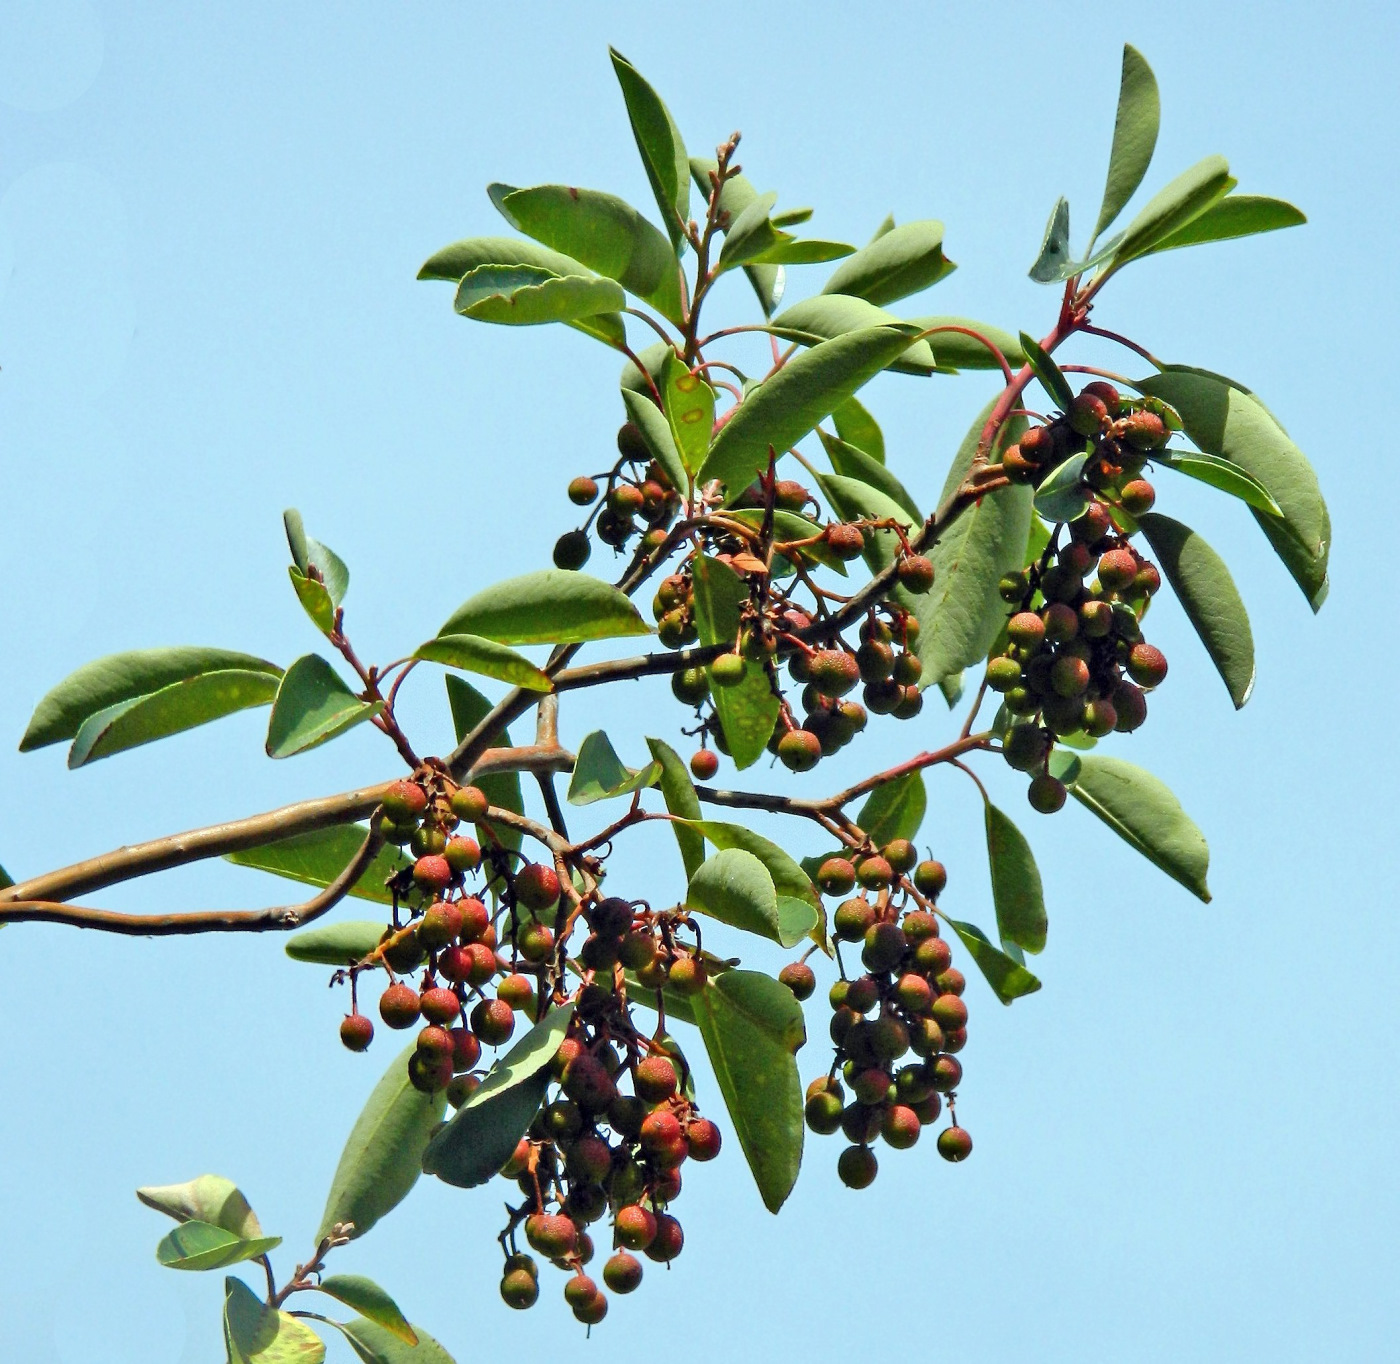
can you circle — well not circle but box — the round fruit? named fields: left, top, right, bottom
left=1042, top=602, right=1079, bottom=643
left=913, top=860, right=947, bottom=899
left=913, top=935, right=953, bottom=975
left=645, top=1213, right=684, bottom=1262
left=810, top=649, right=860, bottom=698
left=407, top=1049, right=451, bottom=1093
left=381, top=780, right=428, bottom=824
left=826, top=523, right=866, bottom=560
left=687, top=1117, right=722, bottom=1161
left=444, top=836, right=481, bottom=873
left=667, top=955, right=707, bottom=996
left=881, top=1104, right=922, bottom=1150
left=525, top=1211, right=578, bottom=1260
left=777, top=729, right=822, bottom=773
left=418, top=900, right=462, bottom=949
left=1050, top=655, right=1091, bottom=698
left=1097, top=548, right=1138, bottom=592
left=1122, top=410, right=1168, bottom=450
left=834, top=897, right=876, bottom=942
left=553, top=529, right=591, bottom=571
left=1127, top=642, right=1168, bottom=688
left=856, top=855, right=893, bottom=891
left=837, top=1144, right=879, bottom=1189
left=603, top=1251, right=643, bottom=1294
left=412, top=855, right=452, bottom=893
left=515, top=863, right=560, bottom=911
left=690, top=748, right=719, bottom=780
left=1027, top=773, right=1067, bottom=814
left=862, top=921, right=907, bottom=974
left=1112, top=680, right=1149, bottom=732
left=710, top=651, right=747, bottom=688
left=634, top=1055, right=679, bottom=1104
left=472, top=998, right=515, bottom=1046
left=805, top=1090, right=844, bottom=1135
left=500, top=1268, right=539, bottom=1309
left=1068, top=392, right=1109, bottom=436
left=1003, top=722, right=1049, bottom=772
left=339, top=1014, right=373, bottom=1052
left=929, top=1054, right=963, bottom=1091
left=937, top=1125, right=974, bottom=1162
left=614, top=1203, right=657, bottom=1250
left=419, top=986, right=461, bottom=1024
left=779, top=961, right=816, bottom=1000
left=450, top=785, right=489, bottom=822
left=518, top=921, right=554, bottom=964
left=450, top=1027, right=481, bottom=1072
left=898, top=555, right=935, bottom=593
left=930, top=993, right=969, bottom=1031
left=496, top=973, right=535, bottom=1011
left=894, top=972, right=933, bottom=1014
left=567, top=474, right=599, bottom=505
left=817, top=856, right=857, bottom=896
left=378, top=983, right=421, bottom=1030
left=1006, top=611, right=1046, bottom=649
left=1120, top=478, right=1156, bottom=515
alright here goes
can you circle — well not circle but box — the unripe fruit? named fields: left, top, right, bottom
left=689, top=748, right=719, bottom=780
left=892, top=684, right=924, bottom=721
left=1097, top=548, right=1138, bottom=593
left=651, top=1168, right=683, bottom=1203
left=381, top=780, right=428, bottom=824
left=378, top=983, right=421, bottom=1029
left=779, top=961, right=816, bottom=1000
left=913, top=935, right=953, bottom=975
left=777, top=729, right=822, bottom=773
left=444, top=836, right=481, bottom=874
left=834, top=897, right=876, bottom=942
left=929, top=1054, right=963, bottom=1092
left=553, top=529, right=591, bottom=571
left=634, top=1055, right=679, bottom=1104
left=412, top=855, right=452, bottom=893
left=856, top=640, right=895, bottom=684
left=340, top=1013, right=374, bottom=1052
left=985, top=655, right=1022, bottom=692
left=1119, top=478, right=1156, bottom=515
left=618, top=930, right=657, bottom=972
left=883, top=838, right=918, bottom=874
left=817, top=857, right=857, bottom=896
left=515, top=863, right=560, bottom=911
left=1083, top=697, right=1118, bottom=738
left=383, top=933, right=425, bottom=974
left=517, top=921, right=554, bottom=965
left=409, top=825, right=448, bottom=858
left=891, top=652, right=922, bottom=687
left=420, top=987, right=461, bottom=1024
left=844, top=974, right=880, bottom=1015
left=615, top=1203, right=657, bottom=1250
left=687, top=1117, right=722, bottom=1161
left=667, top=955, right=707, bottom=995
left=711, top=651, right=747, bottom=688
left=1079, top=599, right=1114, bottom=639
left=416, top=1023, right=454, bottom=1063
left=500, top=1268, right=539, bottom=1309
left=645, top=1213, right=684, bottom=1262
left=1001, top=446, right=1036, bottom=481
left=471, top=998, right=515, bottom=1046
left=902, top=910, right=938, bottom=943
left=640, top=1109, right=683, bottom=1153
left=1027, top=773, right=1068, bottom=814
left=810, top=649, right=860, bottom=698
left=805, top=1089, right=844, bottom=1135
left=563, top=1272, right=599, bottom=1312
left=1003, top=722, right=1048, bottom=772
left=882, top=1104, right=922, bottom=1150
left=525, top=1213, right=577, bottom=1259
left=856, top=855, right=893, bottom=890
left=934, top=966, right=966, bottom=997
left=826, top=523, right=866, bottom=560
left=1042, top=602, right=1079, bottom=644
left=566, top=474, right=599, bottom=505
left=998, top=569, right=1030, bottom=603
left=1134, top=561, right=1162, bottom=596
left=909, top=1016, right=946, bottom=1058
left=894, top=972, right=934, bottom=1013
left=1068, top=392, right=1109, bottom=436
left=1050, top=655, right=1091, bottom=698
left=898, top=555, right=935, bottom=594
left=603, top=1251, right=643, bottom=1294
left=450, top=1027, right=481, bottom=1072
left=937, top=1125, right=974, bottom=1162
left=496, top=973, right=534, bottom=1011
left=407, top=1049, right=452, bottom=1093
left=869, top=1013, right=911, bottom=1062
left=671, top=667, right=710, bottom=707
left=1112, top=680, right=1149, bottom=732
left=1127, top=642, right=1168, bottom=688
left=418, top=900, right=462, bottom=950
left=448, top=789, right=487, bottom=827
left=862, top=921, right=907, bottom=973
left=863, top=678, right=901, bottom=714
left=1121, top=409, right=1168, bottom=450
left=837, top=1144, right=879, bottom=1189
left=562, top=1055, right=618, bottom=1113
left=1006, top=611, right=1046, bottom=649
left=913, top=860, right=947, bottom=899
left=931, top=991, right=970, bottom=1031
left=457, top=941, right=497, bottom=987
left=1041, top=563, right=1084, bottom=606
left=656, top=610, right=688, bottom=648
left=841, top=1102, right=885, bottom=1143
left=1041, top=692, right=1086, bottom=737
left=543, top=1098, right=584, bottom=1141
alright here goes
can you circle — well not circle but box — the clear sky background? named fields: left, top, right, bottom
left=2, top=3, right=1397, bottom=1360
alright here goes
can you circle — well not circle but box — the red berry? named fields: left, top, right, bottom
left=381, top=779, right=428, bottom=823
left=937, top=1125, right=974, bottom=1162
left=687, top=1117, right=722, bottom=1161
left=644, top=1213, right=684, bottom=1262
left=378, top=983, right=421, bottom=1029
left=779, top=961, right=817, bottom=1000
left=634, top=1056, right=679, bottom=1104
left=614, top=1204, right=657, bottom=1251
left=418, top=900, right=462, bottom=949
left=412, top=855, right=452, bottom=893
left=1127, top=642, right=1168, bottom=688
left=524, top=1213, right=577, bottom=1259
left=515, top=863, right=560, bottom=911
left=602, top=1251, right=643, bottom=1294
left=339, top=1014, right=374, bottom=1052
left=471, top=998, right=515, bottom=1046
left=881, top=1104, right=922, bottom=1150
left=444, top=836, right=481, bottom=873
left=689, top=748, right=719, bottom=780
left=640, top=1109, right=683, bottom=1150
left=449, top=1027, right=480, bottom=1072
left=419, top=986, right=461, bottom=1024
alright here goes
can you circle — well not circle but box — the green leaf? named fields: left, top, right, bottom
left=1154, top=449, right=1283, bottom=515
left=907, top=316, right=1027, bottom=372
left=689, top=157, right=784, bottom=316
left=947, top=919, right=1042, bottom=1004
left=662, top=352, right=715, bottom=477
left=265, top=656, right=381, bottom=759
left=567, top=730, right=662, bottom=805
left=327, top=1317, right=455, bottom=1364
left=21, top=647, right=283, bottom=752
left=645, top=737, right=706, bottom=880
left=439, top=570, right=650, bottom=646
left=137, top=1175, right=264, bottom=1239
left=691, top=971, right=805, bottom=1212
left=855, top=772, right=926, bottom=847
left=701, top=326, right=923, bottom=504
left=686, top=848, right=781, bottom=942
left=313, top=1277, right=416, bottom=1346
left=318, top=1044, right=447, bottom=1241
left=775, top=897, right=819, bottom=949
left=290, top=568, right=336, bottom=636
left=689, top=556, right=780, bottom=770
left=445, top=676, right=523, bottom=864
left=682, top=820, right=821, bottom=911
left=1111, top=155, right=1236, bottom=266
left=1063, top=754, right=1211, bottom=901
left=715, top=191, right=853, bottom=271
left=938, top=672, right=964, bottom=708
left=1028, top=197, right=1071, bottom=284
left=831, top=396, right=884, bottom=463
left=413, top=635, right=552, bottom=693
left=621, top=386, right=689, bottom=494
left=609, top=48, right=690, bottom=250
left=228, top=826, right=408, bottom=907
left=1136, top=368, right=1329, bottom=608
left=418, top=234, right=596, bottom=283
left=1019, top=332, right=1075, bottom=411
left=1092, top=44, right=1161, bottom=243
left=285, top=920, right=386, bottom=965
left=769, top=296, right=937, bottom=375
left=66, top=669, right=281, bottom=768
left=916, top=401, right=1032, bottom=686
left=156, top=1221, right=281, bottom=1272
left=224, top=1279, right=325, bottom=1364
left=818, top=429, right=921, bottom=523
left=1033, top=451, right=1091, bottom=523
left=1137, top=512, right=1255, bottom=708
left=283, top=509, right=349, bottom=608
left=493, top=184, right=684, bottom=325
left=422, top=1004, right=576, bottom=1188
left=985, top=804, right=1047, bottom=954
left=726, top=508, right=850, bottom=575
left=453, top=264, right=626, bottom=329
left=1144, top=193, right=1305, bottom=254
left=820, top=219, right=954, bottom=306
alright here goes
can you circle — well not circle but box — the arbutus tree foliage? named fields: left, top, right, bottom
left=0, top=44, right=1326, bottom=1358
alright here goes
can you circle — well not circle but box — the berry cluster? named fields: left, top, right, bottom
left=787, top=850, right=973, bottom=1185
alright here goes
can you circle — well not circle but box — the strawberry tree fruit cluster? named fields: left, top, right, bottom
left=0, top=43, right=1330, bottom=1357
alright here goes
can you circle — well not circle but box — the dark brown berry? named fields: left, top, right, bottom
left=1068, top=392, right=1109, bottom=436
left=826, top=523, right=866, bottom=560
left=779, top=961, right=817, bottom=999
left=645, top=1213, right=684, bottom=1262
left=837, top=1144, right=879, bottom=1189
left=687, top=1117, right=722, bottom=1161
left=553, top=529, right=591, bottom=571
left=897, top=555, right=935, bottom=593
left=1027, top=773, right=1067, bottom=813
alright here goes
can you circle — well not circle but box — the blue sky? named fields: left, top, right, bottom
left=2, top=3, right=1397, bottom=1361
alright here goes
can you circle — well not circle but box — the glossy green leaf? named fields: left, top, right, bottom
left=645, top=737, right=706, bottom=880
left=916, top=401, right=1031, bottom=687
left=689, top=158, right=784, bottom=316
left=609, top=48, right=689, bottom=250
left=683, top=820, right=821, bottom=910
left=156, top=1221, right=281, bottom=1272
left=418, top=234, right=595, bottom=283
left=663, top=352, right=716, bottom=476
left=908, top=316, right=1027, bottom=372
left=1033, top=452, right=1091, bottom=523
left=283, top=509, right=349, bottom=608
left=228, top=826, right=407, bottom=907
left=1019, top=331, right=1075, bottom=411
left=413, top=635, right=551, bottom=693
left=686, top=848, right=781, bottom=941
left=985, top=804, right=1047, bottom=954
left=313, top=1277, right=416, bottom=1346
left=289, top=568, right=336, bottom=636
left=327, top=1316, right=454, bottom=1364
left=621, top=386, right=689, bottom=494
left=1111, top=155, right=1236, bottom=266
left=775, top=897, right=819, bottom=948
left=947, top=919, right=1042, bottom=1003
left=716, top=191, right=853, bottom=270
left=1138, top=512, right=1255, bottom=708
left=937, top=672, right=964, bottom=707
left=1154, top=448, right=1282, bottom=515
left=1136, top=368, right=1329, bottom=608
left=225, top=1279, right=326, bottom=1364
left=21, top=648, right=283, bottom=753
left=751, top=237, right=855, bottom=266
left=831, top=395, right=884, bottom=462
left=856, top=772, right=927, bottom=847
left=445, top=676, right=524, bottom=865
left=66, top=669, right=280, bottom=768
left=1148, top=193, right=1305, bottom=253
left=818, top=429, right=921, bottom=522
left=422, top=1004, right=576, bottom=1187
left=770, top=296, right=936, bottom=375
left=690, top=556, right=780, bottom=770
left=702, top=325, right=922, bottom=504
left=439, top=570, right=650, bottom=646
left=1063, top=754, right=1210, bottom=901
left=1092, top=45, right=1161, bottom=243
left=691, top=970, right=805, bottom=1212
left=318, top=1044, right=447, bottom=1241
left=284, top=920, right=386, bottom=965
left=567, top=729, right=662, bottom=805
left=1028, top=197, right=1071, bottom=283
left=493, top=184, right=684, bottom=325
left=266, top=656, right=381, bottom=759
left=137, top=1175, right=264, bottom=1239
left=821, top=219, right=953, bottom=306
left=454, top=264, right=626, bottom=328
